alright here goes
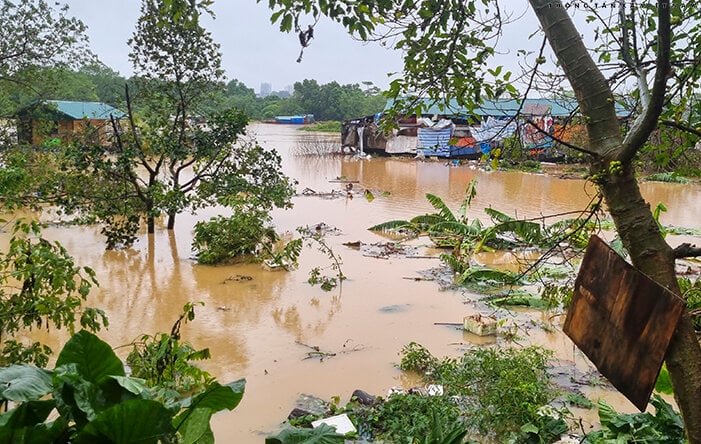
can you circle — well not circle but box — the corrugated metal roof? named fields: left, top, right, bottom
left=46, top=100, right=126, bottom=119
left=385, top=98, right=630, bottom=118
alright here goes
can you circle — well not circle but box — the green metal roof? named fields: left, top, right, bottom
left=385, top=97, right=630, bottom=118
left=46, top=100, right=126, bottom=119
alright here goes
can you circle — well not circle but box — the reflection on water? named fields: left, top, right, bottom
left=4, top=123, right=700, bottom=442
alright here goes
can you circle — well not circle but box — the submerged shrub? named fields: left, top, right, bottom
left=193, top=209, right=277, bottom=264
left=400, top=344, right=560, bottom=441
left=353, top=393, right=465, bottom=443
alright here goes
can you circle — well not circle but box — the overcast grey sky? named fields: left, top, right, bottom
left=63, top=0, right=406, bottom=93
left=61, top=1, right=609, bottom=96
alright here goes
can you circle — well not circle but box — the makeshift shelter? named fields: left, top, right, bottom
left=341, top=97, right=630, bottom=158
left=16, top=100, right=126, bottom=147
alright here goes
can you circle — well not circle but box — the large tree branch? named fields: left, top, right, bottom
left=674, top=243, right=701, bottom=259
left=619, top=1, right=651, bottom=109
left=528, top=0, right=621, bottom=159
left=620, top=2, right=671, bottom=162
left=660, top=120, right=701, bottom=138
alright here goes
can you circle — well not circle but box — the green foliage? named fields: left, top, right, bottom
left=539, top=282, right=574, bottom=310
left=0, top=330, right=245, bottom=444
left=0, top=219, right=107, bottom=367
left=264, top=237, right=303, bottom=270
left=220, top=78, right=384, bottom=121
left=290, top=79, right=384, bottom=121
left=355, top=394, right=465, bottom=443
left=279, top=344, right=561, bottom=442
left=264, top=0, right=515, bottom=119
left=399, top=344, right=561, bottom=441
left=369, top=183, right=596, bottom=299
left=192, top=210, right=277, bottom=264
left=399, top=342, right=439, bottom=374
left=307, top=267, right=339, bottom=291
left=584, top=395, right=685, bottom=443
left=265, top=423, right=346, bottom=444
left=455, top=266, right=521, bottom=288
left=680, top=277, right=701, bottom=331
left=22, top=0, right=296, bottom=248
left=0, top=0, right=95, bottom=115
left=126, top=302, right=213, bottom=405
left=644, top=172, right=692, bottom=183
left=566, top=393, right=594, bottom=409
left=298, top=226, right=345, bottom=292
left=500, top=159, right=544, bottom=173
left=655, top=364, right=674, bottom=395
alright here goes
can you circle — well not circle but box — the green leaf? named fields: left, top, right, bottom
left=55, top=330, right=125, bottom=383
left=425, top=194, right=457, bottom=222
left=0, top=366, right=53, bottom=402
left=597, top=399, right=619, bottom=428
left=484, top=207, right=515, bottom=223
left=368, top=220, right=414, bottom=232
left=520, top=423, right=539, bottom=434
left=74, top=399, right=175, bottom=444
left=106, top=375, right=149, bottom=397
left=649, top=398, right=684, bottom=440
left=654, top=364, right=674, bottom=395
left=0, top=418, right=68, bottom=444
left=0, top=400, right=56, bottom=428
left=174, top=379, right=245, bottom=440
left=265, top=423, right=345, bottom=444
left=184, top=379, right=245, bottom=411
left=175, top=407, right=215, bottom=444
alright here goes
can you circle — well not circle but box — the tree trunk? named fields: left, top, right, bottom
left=146, top=200, right=155, bottom=234
left=529, top=0, right=701, bottom=440
left=167, top=213, right=176, bottom=230
left=596, top=161, right=701, bottom=442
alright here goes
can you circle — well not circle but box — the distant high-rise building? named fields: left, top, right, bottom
left=260, top=82, right=272, bottom=97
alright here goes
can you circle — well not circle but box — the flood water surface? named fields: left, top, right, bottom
left=11, top=123, right=701, bottom=442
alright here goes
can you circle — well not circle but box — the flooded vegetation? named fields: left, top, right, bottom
left=4, top=124, right=701, bottom=442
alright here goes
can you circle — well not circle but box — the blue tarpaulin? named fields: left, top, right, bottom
left=417, top=126, right=453, bottom=157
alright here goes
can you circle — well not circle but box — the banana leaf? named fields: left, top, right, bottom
left=368, top=220, right=417, bottom=234
left=425, top=193, right=457, bottom=223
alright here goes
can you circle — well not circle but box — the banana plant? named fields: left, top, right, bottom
left=369, top=180, right=483, bottom=250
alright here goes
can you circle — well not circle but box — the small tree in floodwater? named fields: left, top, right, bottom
left=0, top=220, right=107, bottom=366
left=264, top=1, right=701, bottom=440
left=49, top=0, right=295, bottom=248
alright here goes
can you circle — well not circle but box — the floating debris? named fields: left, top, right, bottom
left=311, top=413, right=356, bottom=435
left=378, top=304, right=412, bottom=313
left=463, top=314, right=498, bottom=336
left=223, top=274, right=253, bottom=283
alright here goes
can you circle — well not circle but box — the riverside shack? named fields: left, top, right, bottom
left=342, top=98, right=629, bottom=158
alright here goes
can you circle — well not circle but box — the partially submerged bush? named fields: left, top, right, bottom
left=355, top=394, right=466, bottom=443
left=193, top=209, right=277, bottom=264
left=127, top=302, right=213, bottom=405
left=399, top=343, right=562, bottom=441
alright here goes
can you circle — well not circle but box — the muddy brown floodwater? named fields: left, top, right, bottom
left=6, top=123, right=701, bottom=443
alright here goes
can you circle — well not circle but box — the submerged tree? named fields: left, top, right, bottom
left=263, top=0, right=701, bottom=439
left=51, top=0, right=295, bottom=248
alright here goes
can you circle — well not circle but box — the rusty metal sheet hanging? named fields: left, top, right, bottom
left=563, top=235, right=686, bottom=411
